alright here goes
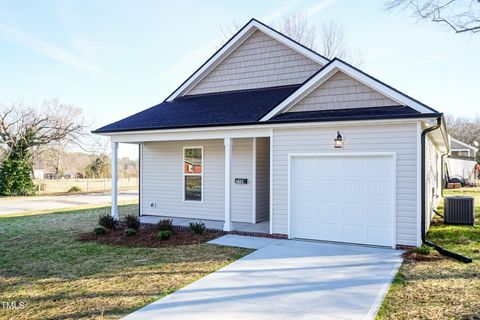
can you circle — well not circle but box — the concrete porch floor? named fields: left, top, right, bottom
left=140, top=215, right=270, bottom=233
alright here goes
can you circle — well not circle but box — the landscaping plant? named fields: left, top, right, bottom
left=157, top=230, right=172, bottom=241
left=124, top=228, right=137, bottom=237
left=157, top=219, right=173, bottom=232
left=94, top=226, right=107, bottom=236
left=123, top=214, right=140, bottom=230
left=189, top=221, right=206, bottom=234
left=98, top=213, right=116, bottom=230
left=68, top=186, right=82, bottom=193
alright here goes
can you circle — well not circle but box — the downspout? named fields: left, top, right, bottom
left=421, top=117, right=472, bottom=263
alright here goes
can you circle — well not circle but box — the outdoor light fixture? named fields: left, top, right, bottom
left=334, top=131, right=343, bottom=148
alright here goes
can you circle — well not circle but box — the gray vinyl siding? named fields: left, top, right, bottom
left=141, top=138, right=255, bottom=223
left=271, top=123, right=419, bottom=246
left=425, top=134, right=442, bottom=231
left=287, top=71, right=399, bottom=113
left=255, top=137, right=270, bottom=222
left=231, top=138, right=254, bottom=223
left=141, top=139, right=225, bottom=220
left=187, top=30, right=322, bottom=95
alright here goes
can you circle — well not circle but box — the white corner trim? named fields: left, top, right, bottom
left=252, top=137, right=257, bottom=224
left=166, top=19, right=328, bottom=101
left=260, top=60, right=435, bottom=121
left=416, top=122, right=422, bottom=247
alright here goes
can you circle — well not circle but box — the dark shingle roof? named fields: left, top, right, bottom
left=268, top=105, right=424, bottom=123
left=93, top=85, right=300, bottom=133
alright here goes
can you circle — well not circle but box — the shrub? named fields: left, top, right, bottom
left=414, top=245, right=432, bottom=255
left=123, top=214, right=140, bottom=230
left=94, top=226, right=107, bottom=236
left=124, top=228, right=137, bottom=237
left=189, top=221, right=206, bottom=234
left=98, top=214, right=116, bottom=230
left=68, top=186, right=82, bottom=193
left=157, top=230, right=172, bottom=241
left=157, top=219, right=173, bottom=232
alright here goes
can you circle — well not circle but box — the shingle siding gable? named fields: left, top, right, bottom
left=286, top=71, right=400, bottom=113
left=186, top=30, right=322, bottom=95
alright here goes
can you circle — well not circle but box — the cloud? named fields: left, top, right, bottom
left=305, top=0, right=338, bottom=18
left=0, top=23, right=115, bottom=78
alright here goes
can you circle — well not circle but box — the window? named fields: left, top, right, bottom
left=184, top=147, right=203, bottom=201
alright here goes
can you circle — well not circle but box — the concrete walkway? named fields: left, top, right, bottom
left=0, top=191, right=138, bottom=215
left=124, top=235, right=403, bottom=320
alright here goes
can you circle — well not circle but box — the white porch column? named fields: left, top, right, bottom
left=223, top=138, right=233, bottom=231
left=111, top=141, right=119, bottom=220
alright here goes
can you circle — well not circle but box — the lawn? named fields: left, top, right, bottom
left=0, top=205, right=251, bottom=320
left=377, top=188, right=480, bottom=320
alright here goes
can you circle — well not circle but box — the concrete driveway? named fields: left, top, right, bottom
left=0, top=191, right=138, bottom=215
left=124, top=235, right=403, bottom=320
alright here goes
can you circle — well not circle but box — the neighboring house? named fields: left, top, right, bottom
left=445, top=136, right=478, bottom=183
left=33, top=169, right=46, bottom=180
left=94, top=19, right=449, bottom=248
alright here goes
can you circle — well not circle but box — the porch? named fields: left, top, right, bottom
left=109, top=129, right=272, bottom=235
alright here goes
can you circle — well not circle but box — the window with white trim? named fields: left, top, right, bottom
left=184, top=147, right=203, bottom=201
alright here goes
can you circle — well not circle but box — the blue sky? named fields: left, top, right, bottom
left=1, top=0, right=479, bottom=158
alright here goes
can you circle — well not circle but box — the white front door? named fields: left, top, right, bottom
left=290, top=154, right=395, bottom=247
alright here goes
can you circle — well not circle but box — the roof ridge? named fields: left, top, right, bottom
left=174, top=84, right=301, bottom=100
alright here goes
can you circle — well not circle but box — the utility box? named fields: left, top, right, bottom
left=444, top=196, right=475, bottom=225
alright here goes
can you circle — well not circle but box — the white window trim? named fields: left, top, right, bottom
left=183, top=146, right=204, bottom=203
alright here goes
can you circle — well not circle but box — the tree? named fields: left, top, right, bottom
left=445, top=114, right=480, bottom=145
left=219, top=12, right=365, bottom=66
left=85, top=155, right=110, bottom=179
left=385, top=0, right=480, bottom=34
left=0, top=100, right=85, bottom=195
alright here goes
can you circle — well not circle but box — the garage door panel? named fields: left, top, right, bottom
left=290, top=155, right=395, bottom=247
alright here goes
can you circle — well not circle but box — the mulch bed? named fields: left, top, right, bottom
left=78, top=226, right=221, bottom=248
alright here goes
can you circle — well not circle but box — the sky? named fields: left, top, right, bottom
left=1, top=0, right=479, bottom=159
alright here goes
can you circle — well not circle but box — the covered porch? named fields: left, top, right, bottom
left=109, top=128, right=272, bottom=235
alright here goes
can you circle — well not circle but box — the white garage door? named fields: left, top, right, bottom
left=290, top=154, right=395, bottom=247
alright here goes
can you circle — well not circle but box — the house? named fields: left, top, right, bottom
left=94, top=19, right=449, bottom=248
left=445, top=136, right=478, bottom=184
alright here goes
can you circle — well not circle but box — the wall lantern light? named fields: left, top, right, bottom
left=334, top=131, right=343, bottom=148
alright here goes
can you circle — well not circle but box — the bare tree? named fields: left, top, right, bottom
left=277, top=12, right=317, bottom=50
left=317, top=21, right=365, bottom=66
left=218, top=13, right=365, bottom=66
left=385, top=0, right=480, bottom=34
left=445, top=114, right=480, bottom=145
left=0, top=99, right=86, bottom=195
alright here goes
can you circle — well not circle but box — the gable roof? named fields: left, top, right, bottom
left=165, top=18, right=329, bottom=101
left=449, top=136, right=479, bottom=152
left=260, top=58, right=439, bottom=120
left=93, top=85, right=300, bottom=133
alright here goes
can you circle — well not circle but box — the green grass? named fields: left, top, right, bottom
left=377, top=188, right=480, bottom=320
left=0, top=205, right=251, bottom=320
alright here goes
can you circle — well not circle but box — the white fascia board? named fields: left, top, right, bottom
left=105, top=117, right=434, bottom=143
left=166, top=19, right=328, bottom=101
left=260, top=60, right=435, bottom=121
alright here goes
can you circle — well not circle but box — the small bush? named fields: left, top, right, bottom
left=124, top=228, right=137, bottom=237
left=98, top=214, right=116, bottom=230
left=68, top=186, right=82, bottom=193
left=189, top=221, right=206, bottom=234
left=157, top=219, right=173, bottom=232
left=94, top=226, right=107, bottom=236
left=414, top=245, right=432, bottom=255
left=157, top=230, right=172, bottom=241
left=123, top=214, right=140, bottom=230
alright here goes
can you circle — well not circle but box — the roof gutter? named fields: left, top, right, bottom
left=420, top=116, right=472, bottom=263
